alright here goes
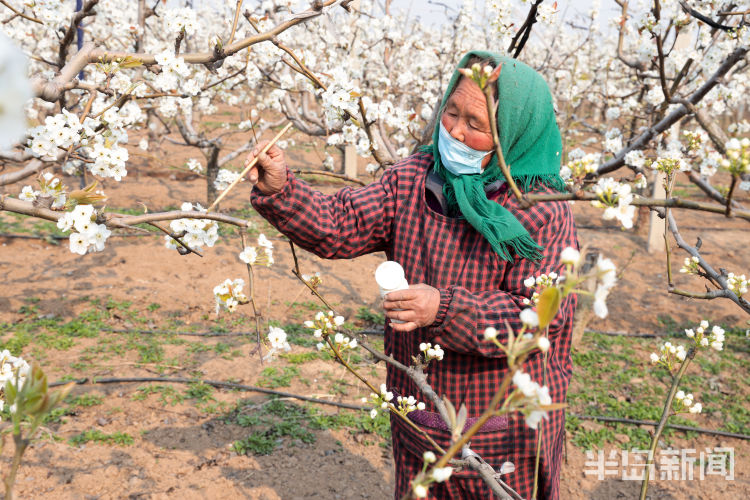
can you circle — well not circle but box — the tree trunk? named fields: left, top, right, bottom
left=205, top=145, right=220, bottom=207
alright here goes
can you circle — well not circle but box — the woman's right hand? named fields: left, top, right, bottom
left=244, top=140, right=288, bottom=195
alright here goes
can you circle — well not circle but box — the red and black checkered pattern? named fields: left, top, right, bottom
left=251, top=151, right=578, bottom=499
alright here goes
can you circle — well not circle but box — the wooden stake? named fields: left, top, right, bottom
left=207, top=122, right=293, bottom=212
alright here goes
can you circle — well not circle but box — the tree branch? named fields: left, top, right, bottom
left=596, top=46, right=749, bottom=175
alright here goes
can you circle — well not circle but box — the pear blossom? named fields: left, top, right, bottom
left=266, top=326, right=291, bottom=355
left=520, top=308, right=539, bottom=328
left=213, top=278, right=247, bottom=314
left=431, top=467, right=453, bottom=483
left=560, top=247, right=581, bottom=267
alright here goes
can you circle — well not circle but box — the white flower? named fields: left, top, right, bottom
left=239, top=247, right=257, bottom=265
left=593, top=299, right=608, bottom=319
left=537, top=337, right=550, bottom=353
left=650, top=352, right=660, bottom=364
left=413, top=484, right=428, bottom=498
left=334, top=315, right=345, bottom=326
left=19, top=186, right=38, bottom=202
left=523, top=277, right=536, bottom=288
left=689, top=403, right=702, bottom=414
left=423, top=451, right=436, bottom=463
left=69, top=233, right=89, bottom=255
left=520, top=309, right=539, bottom=328
left=186, top=158, right=203, bottom=173
left=483, top=327, right=498, bottom=340
left=675, top=345, right=687, bottom=361
left=560, top=247, right=581, bottom=266
left=257, top=234, right=273, bottom=249
left=525, top=410, right=547, bottom=429
left=431, top=467, right=453, bottom=483
left=267, top=326, right=290, bottom=352
left=512, top=371, right=536, bottom=397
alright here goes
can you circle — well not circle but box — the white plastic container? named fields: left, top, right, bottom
left=375, top=261, right=409, bottom=324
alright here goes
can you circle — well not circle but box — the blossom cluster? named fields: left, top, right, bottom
left=186, top=158, right=204, bottom=173
left=153, top=50, right=193, bottom=93
left=685, top=321, right=725, bottom=351
left=214, top=169, right=243, bottom=191
left=165, top=7, right=198, bottom=34
left=0, top=350, right=31, bottom=417
left=393, top=395, right=426, bottom=416
left=213, top=278, right=247, bottom=313
left=304, top=311, right=345, bottom=340
left=56, top=204, right=112, bottom=255
left=418, top=342, right=444, bottom=362
left=238, top=234, right=274, bottom=267
left=649, top=139, right=690, bottom=174
left=264, top=325, right=291, bottom=359
left=413, top=451, right=453, bottom=497
left=726, top=273, right=748, bottom=297
left=560, top=149, right=599, bottom=184
left=364, top=383, right=393, bottom=419
left=650, top=341, right=688, bottom=370
left=302, top=272, right=322, bottom=289
left=673, top=390, right=702, bottom=415
left=511, top=370, right=552, bottom=429
left=319, top=68, right=360, bottom=127
left=19, top=172, right=67, bottom=208
left=317, top=332, right=358, bottom=355
left=165, top=202, right=219, bottom=251
left=679, top=256, right=701, bottom=275
left=650, top=320, right=725, bottom=370
left=591, top=178, right=636, bottom=229
left=721, top=138, right=750, bottom=175
left=27, top=109, right=91, bottom=159
left=521, top=272, right=559, bottom=306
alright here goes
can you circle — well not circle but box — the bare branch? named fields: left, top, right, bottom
left=0, top=0, right=42, bottom=24
left=666, top=212, right=750, bottom=314
left=507, top=0, right=543, bottom=59
left=596, top=46, right=748, bottom=176
left=0, top=159, right=53, bottom=186
left=58, top=0, right=99, bottom=69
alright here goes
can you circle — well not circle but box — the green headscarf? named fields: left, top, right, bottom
left=427, top=50, right=567, bottom=262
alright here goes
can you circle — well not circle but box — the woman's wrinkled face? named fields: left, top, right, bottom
left=440, top=76, right=494, bottom=167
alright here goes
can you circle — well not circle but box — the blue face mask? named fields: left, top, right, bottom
left=437, top=121, right=492, bottom=175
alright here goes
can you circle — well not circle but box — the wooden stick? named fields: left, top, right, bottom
left=207, top=122, right=293, bottom=212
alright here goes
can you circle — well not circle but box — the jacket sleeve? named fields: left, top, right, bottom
left=428, top=199, right=578, bottom=358
left=250, top=167, right=400, bottom=259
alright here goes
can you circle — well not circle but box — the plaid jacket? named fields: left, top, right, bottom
left=252, top=152, right=577, bottom=499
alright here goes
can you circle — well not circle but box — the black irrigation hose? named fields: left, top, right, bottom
left=10, top=326, right=665, bottom=338
left=50, top=376, right=369, bottom=411
left=48, top=377, right=750, bottom=441
left=101, top=327, right=387, bottom=337
left=102, top=327, right=254, bottom=337
left=569, top=413, right=750, bottom=441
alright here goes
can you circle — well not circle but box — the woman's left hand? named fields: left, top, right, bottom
left=383, top=284, right=440, bottom=333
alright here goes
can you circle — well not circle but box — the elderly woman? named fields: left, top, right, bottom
left=246, top=50, right=577, bottom=499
